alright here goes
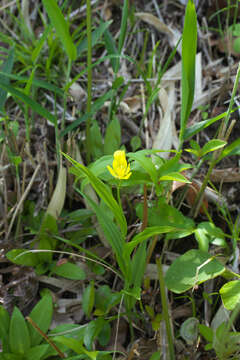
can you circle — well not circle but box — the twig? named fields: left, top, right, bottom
left=5, top=164, right=40, bottom=240
left=26, top=317, right=66, bottom=358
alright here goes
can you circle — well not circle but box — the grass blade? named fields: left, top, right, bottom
left=0, top=47, right=15, bottom=113
left=42, top=0, right=77, bottom=61
left=0, top=82, right=56, bottom=123
left=179, top=0, right=197, bottom=147
left=118, top=0, right=129, bottom=53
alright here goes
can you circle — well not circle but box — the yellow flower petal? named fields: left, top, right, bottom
left=107, top=150, right=132, bottom=180
left=107, top=165, right=118, bottom=179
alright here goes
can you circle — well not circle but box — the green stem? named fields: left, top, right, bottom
left=156, top=256, right=175, bottom=360
left=117, top=184, right=121, bottom=208
left=86, top=0, right=92, bottom=164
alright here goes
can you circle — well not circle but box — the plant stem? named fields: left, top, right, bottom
left=86, top=0, right=92, bottom=164
left=26, top=317, right=65, bottom=358
left=156, top=256, right=175, bottom=360
left=141, top=183, right=148, bottom=231
left=117, top=184, right=121, bottom=208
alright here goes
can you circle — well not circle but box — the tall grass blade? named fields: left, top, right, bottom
left=0, top=82, right=56, bottom=123
left=118, top=0, right=129, bottom=53
left=179, top=0, right=197, bottom=147
left=103, top=30, right=119, bottom=73
left=77, top=20, right=112, bottom=56
left=0, top=47, right=15, bottom=113
left=42, top=0, right=77, bottom=61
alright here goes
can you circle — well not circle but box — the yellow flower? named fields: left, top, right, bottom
left=107, top=150, right=132, bottom=180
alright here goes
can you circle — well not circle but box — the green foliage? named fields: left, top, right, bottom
left=42, top=0, right=77, bottom=61
left=220, top=280, right=240, bottom=310
left=50, top=261, right=86, bottom=280
left=199, top=321, right=240, bottom=359
left=0, top=47, right=15, bottom=113
left=186, top=139, right=227, bottom=159
left=165, top=249, right=225, bottom=293
left=82, top=281, right=95, bottom=318
left=179, top=0, right=197, bottom=146
left=2, top=0, right=240, bottom=358
left=0, top=294, right=54, bottom=360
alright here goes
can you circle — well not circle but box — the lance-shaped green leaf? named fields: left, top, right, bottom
left=179, top=0, right=197, bottom=146
left=42, top=0, right=77, bottom=61
left=0, top=47, right=15, bottom=113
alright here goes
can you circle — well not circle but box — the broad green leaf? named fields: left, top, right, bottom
left=128, top=150, right=158, bottom=184
left=90, top=121, right=104, bottom=159
left=130, top=135, right=141, bottom=151
left=42, top=0, right=77, bottom=61
left=25, top=345, right=50, bottom=360
left=104, top=116, right=121, bottom=155
left=6, top=249, right=39, bottom=267
left=165, top=249, right=225, bottom=294
left=9, top=307, right=30, bottom=355
left=0, top=306, right=10, bottom=352
left=98, top=321, right=111, bottom=347
left=130, top=242, right=146, bottom=289
left=136, top=199, right=195, bottom=237
left=54, top=336, right=97, bottom=358
left=28, top=294, right=53, bottom=346
left=82, top=281, right=95, bottom=317
left=63, top=153, right=127, bottom=237
left=157, top=153, right=192, bottom=179
left=150, top=351, right=162, bottom=360
left=95, top=286, right=121, bottom=315
left=125, top=225, right=179, bottom=255
left=183, top=111, right=227, bottom=140
left=0, top=47, right=14, bottom=113
left=88, top=155, right=112, bottom=178
left=198, top=324, right=214, bottom=342
left=201, top=139, right=226, bottom=156
left=159, top=172, right=191, bottom=183
left=84, top=318, right=105, bottom=350
left=220, top=280, right=240, bottom=310
left=51, top=261, right=86, bottom=280
left=217, top=137, right=240, bottom=161
left=179, top=0, right=197, bottom=146
left=194, top=222, right=226, bottom=252
left=37, top=213, right=58, bottom=264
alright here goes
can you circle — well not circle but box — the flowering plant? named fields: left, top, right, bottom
left=107, top=150, right=132, bottom=180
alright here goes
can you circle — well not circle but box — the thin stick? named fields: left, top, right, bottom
left=26, top=317, right=65, bottom=358
left=86, top=0, right=92, bottom=163
left=5, top=164, right=40, bottom=240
